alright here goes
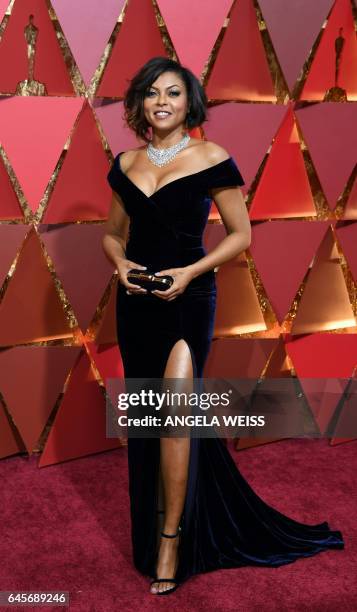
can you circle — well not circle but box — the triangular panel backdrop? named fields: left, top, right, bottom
left=0, top=0, right=356, bottom=464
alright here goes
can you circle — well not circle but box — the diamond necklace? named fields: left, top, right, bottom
left=146, top=133, right=191, bottom=167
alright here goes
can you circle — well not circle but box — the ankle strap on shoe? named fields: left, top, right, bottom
left=160, top=526, right=181, bottom=538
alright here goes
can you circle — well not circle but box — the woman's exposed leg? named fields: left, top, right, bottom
left=150, top=339, right=193, bottom=594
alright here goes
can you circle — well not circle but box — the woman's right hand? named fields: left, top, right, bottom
left=117, top=258, right=148, bottom=295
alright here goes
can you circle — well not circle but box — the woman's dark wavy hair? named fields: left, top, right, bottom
left=123, top=56, right=208, bottom=144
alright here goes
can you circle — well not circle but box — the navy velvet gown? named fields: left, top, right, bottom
left=107, top=151, right=344, bottom=584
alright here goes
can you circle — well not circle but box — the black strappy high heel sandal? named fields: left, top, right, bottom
left=150, top=525, right=182, bottom=595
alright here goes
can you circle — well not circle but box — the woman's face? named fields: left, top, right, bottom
left=143, top=71, right=189, bottom=132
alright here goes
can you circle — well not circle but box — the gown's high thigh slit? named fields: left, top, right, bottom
left=107, top=152, right=344, bottom=585
left=154, top=337, right=194, bottom=561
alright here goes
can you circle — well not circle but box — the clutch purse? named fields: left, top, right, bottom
left=127, top=268, right=174, bottom=292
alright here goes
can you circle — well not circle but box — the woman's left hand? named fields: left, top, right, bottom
left=151, top=266, right=194, bottom=301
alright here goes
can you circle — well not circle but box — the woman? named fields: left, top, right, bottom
left=102, top=57, right=344, bottom=596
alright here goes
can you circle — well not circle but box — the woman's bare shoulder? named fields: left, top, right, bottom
left=118, top=146, right=145, bottom=171
left=200, top=140, right=231, bottom=164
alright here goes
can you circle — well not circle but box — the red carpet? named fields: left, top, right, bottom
left=0, top=438, right=356, bottom=611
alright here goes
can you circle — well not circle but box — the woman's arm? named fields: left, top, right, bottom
left=186, top=184, right=251, bottom=280
left=153, top=184, right=251, bottom=301
left=102, top=191, right=129, bottom=267
left=102, top=191, right=148, bottom=293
